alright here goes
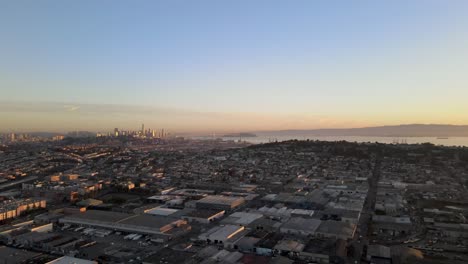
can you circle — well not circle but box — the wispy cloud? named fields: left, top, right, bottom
left=64, top=105, right=80, bottom=112
left=0, top=101, right=348, bottom=133
left=5, top=101, right=451, bottom=133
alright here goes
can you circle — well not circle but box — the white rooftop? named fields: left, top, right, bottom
left=222, top=212, right=263, bottom=225
left=46, top=256, right=97, bottom=264
left=197, top=195, right=244, bottom=205
left=200, top=225, right=245, bottom=241
left=144, top=207, right=179, bottom=216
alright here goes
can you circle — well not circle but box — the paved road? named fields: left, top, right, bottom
left=348, top=156, right=381, bottom=263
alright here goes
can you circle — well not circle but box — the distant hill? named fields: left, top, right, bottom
left=259, top=124, right=468, bottom=137
left=223, top=132, right=257, bottom=138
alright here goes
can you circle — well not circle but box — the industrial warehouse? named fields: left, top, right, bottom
left=59, top=210, right=190, bottom=239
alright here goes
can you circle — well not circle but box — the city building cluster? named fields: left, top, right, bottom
left=100, top=124, right=169, bottom=139
left=0, top=124, right=170, bottom=145
left=0, top=137, right=467, bottom=264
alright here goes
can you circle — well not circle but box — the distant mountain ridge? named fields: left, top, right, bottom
left=259, top=124, right=468, bottom=137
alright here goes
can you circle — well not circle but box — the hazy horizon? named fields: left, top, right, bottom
left=2, top=101, right=468, bottom=134
left=2, top=1, right=468, bottom=132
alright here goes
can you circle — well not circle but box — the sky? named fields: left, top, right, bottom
left=1, top=0, right=468, bottom=133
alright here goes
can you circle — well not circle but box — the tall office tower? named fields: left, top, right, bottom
left=114, top=128, right=119, bottom=137
left=10, top=133, right=16, bottom=141
left=152, top=130, right=156, bottom=138
left=141, top=124, right=145, bottom=134
left=161, top=129, right=165, bottom=138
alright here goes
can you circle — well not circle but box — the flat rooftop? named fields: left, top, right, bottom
left=184, top=209, right=225, bottom=218
left=221, top=212, right=263, bottom=225
left=316, top=221, right=355, bottom=238
left=255, top=233, right=284, bottom=249
left=197, top=195, right=245, bottom=205
left=119, top=214, right=178, bottom=228
left=60, top=210, right=185, bottom=235
left=46, top=256, right=97, bottom=264
left=274, top=240, right=305, bottom=252
left=303, top=239, right=337, bottom=254
left=64, top=210, right=132, bottom=223
left=144, top=207, right=179, bottom=216
left=212, top=225, right=244, bottom=238
left=0, top=246, right=42, bottom=264
left=200, top=225, right=245, bottom=241
left=281, top=217, right=321, bottom=233
left=143, top=248, right=195, bottom=264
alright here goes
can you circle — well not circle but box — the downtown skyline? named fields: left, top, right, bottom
left=1, top=1, right=468, bottom=133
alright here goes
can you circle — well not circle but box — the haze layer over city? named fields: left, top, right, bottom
left=1, top=1, right=468, bottom=264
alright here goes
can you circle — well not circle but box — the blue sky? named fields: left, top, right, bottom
left=1, top=1, right=468, bottom=132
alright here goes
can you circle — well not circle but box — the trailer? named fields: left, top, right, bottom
left=74, top=227, right=85, bottom=232
left=132, top=234, right=142, bottom=241
left=124, top=234, right=135, bottom=240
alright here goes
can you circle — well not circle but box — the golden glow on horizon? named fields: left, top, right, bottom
left=0, top=102, right=467, bottom=133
